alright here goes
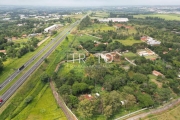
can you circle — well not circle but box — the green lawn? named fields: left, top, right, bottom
left=123, top=52, right=138, bottom=60
left=134, top=14, right=180, bottom=21
left=117, top=39, right=142, bottom=46
left=86, top=24, right=115, bottom=32
left=92, top=11, right=109, bottom=18
left=25, top=87, right=67, bottom=120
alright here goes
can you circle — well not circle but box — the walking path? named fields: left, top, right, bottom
left=37, top=36, right=50, bottom=46
left=115, top=98, right=180, bottom=120
left=49, top=60, right=78, bottom=120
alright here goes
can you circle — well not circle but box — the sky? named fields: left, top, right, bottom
left=1, top=0, right=180, bottom=6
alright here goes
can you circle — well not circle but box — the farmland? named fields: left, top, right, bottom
left=134, top=14, right=180, bottom=21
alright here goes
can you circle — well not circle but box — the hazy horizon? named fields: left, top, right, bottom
left=1, top=0, right=180, bottom=6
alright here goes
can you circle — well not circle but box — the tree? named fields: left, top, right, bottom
left=133, top=73, right=148, bottom=84
left=136, top=93, right=154, bottom=108
left=59, top=84, right=71, bottom=95
left=77, top=99, right=95, bottom=118
left=40, top=73, right=49, bottom=83
left=0, top=59, right=3, bottom=72
left=104, top=105, right=113, bottom=119
left=72, top=82, right=89, bottom=95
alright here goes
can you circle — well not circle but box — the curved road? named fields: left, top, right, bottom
left=0, top=16, right=85, bottom=107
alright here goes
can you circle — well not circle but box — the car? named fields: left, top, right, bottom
left=0, top=99, right=3, bottom=103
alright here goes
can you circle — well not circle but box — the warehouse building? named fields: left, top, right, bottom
left=98, top=18, right=129, bottom=23
left=44, top=24, right=59, bottom=33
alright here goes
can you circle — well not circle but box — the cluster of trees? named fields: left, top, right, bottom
left=6, top=37, right=39, bottom=58
left=52, top=13, right=180, bottom=119
left=78, top=16, right=92, bottom=30
left=53, top=61, right=175, bottom=119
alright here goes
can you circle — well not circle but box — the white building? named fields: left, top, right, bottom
left=44, top=24, right=59, bottom=33
left=98, top=18, right=129, bottom=23
left=146, top=37, right=161, bottom=46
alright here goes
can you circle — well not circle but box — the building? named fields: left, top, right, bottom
left=44, top=24, right=59, bottom=33
left=146, top=37, right=161, bottom=46
left=152, top=70, right=164, bottom=77
left=98, top=18, right=129, bottom=23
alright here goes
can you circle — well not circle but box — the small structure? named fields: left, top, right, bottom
left=95, top=93, right=100, bottom=97
left=178, top=74, right=180, bottom=78
left=152, top=70, right=164, bottom=77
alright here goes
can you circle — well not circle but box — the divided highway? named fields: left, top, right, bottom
left=0, top=19, right=81, bottom=107
left=0, top=21, right=78, bottom=91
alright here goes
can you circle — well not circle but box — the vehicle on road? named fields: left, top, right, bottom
left=0, top=99, right=3, bottom=104
left=18, top=65, right=25, bottom=71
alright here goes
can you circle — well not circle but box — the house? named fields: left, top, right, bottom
left=98, top=18, right=129, bottom=23
left=141, top=36, right=148, bottom=42
left=152, top=70, right=164, bottom=77
left=0, top=50, right=6, bottom=54
left=163, top=51, right=168, bottom=54
left=12, top=37, right=17, bottom=41
left=79, top=94, right=93, bottom=101
left=22, top=34, right=27, bottom=38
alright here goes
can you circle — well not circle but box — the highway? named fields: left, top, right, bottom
left=0, top=21, right=79, bottom=91
left=0, top=19, right=81, bottom=107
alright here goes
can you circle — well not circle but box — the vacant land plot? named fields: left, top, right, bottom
left=123, top=52, right=138, bottom=60
left=92, top=11, right=109, bottom=18
left=86, top=24, right=115, bottom=32
left=26, top=87, right=67, bottom=120
left=134, top=14, right=180, bottom=21
left=117, top=39, right=142, bottom=46
left=144, top=103, right=180, bottom=120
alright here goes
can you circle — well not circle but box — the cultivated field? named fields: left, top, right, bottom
left=134, top=14, right=180, bottom=21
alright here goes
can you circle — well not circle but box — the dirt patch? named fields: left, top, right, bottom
left=37, top=36, right=50, bottom=46
left=151, top=79, right=162, bottom=88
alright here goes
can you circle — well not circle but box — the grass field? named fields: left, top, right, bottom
left=144, top=103, right=180, bottom=120
left=13, top=86, right=67, bottom=120
left=134, top=14, right=180, bottom=21
left=92, top=11, right=109, bottom=18
left=123, top=52, right=138, bottom=60
left=117, top=39, right=142, bottom=46
left=86, top=24, right=115, bottom=32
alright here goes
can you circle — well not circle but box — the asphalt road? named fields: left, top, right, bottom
left=0, top=19, right=81, bottom=107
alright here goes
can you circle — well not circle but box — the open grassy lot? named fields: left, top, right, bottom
left=117, top=39, right=142, bottom=46
left=144, top=103, right=180, bottom=120
left=134, top=14, right=180, bottom=21
left=13, top=86, right=67, bottom=120
left=86, top=23, right=115, bottom=32
left=123, top=52, right=138, bottom=60
left=92, top=11, right=109, bottom=18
